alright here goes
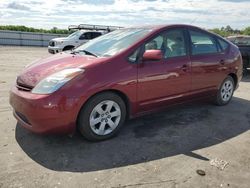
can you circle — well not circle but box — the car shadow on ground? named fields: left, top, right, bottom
left=15, top=96, right=250, bottom=173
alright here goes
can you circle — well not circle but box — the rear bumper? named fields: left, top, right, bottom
left=9, top=86, right=83, bottom=135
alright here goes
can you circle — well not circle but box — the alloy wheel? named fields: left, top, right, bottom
left=220, top=80, right=234, bottom=102
left=89, top=100, right=121, bottom=135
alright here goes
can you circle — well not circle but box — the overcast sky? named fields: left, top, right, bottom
left=0, top=0, right=249, bottom=29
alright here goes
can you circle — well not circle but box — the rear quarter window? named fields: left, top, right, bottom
left=218, top=38, right=229, bottom=51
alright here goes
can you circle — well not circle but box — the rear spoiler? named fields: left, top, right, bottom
left=68, top=24, right=123, bottom=32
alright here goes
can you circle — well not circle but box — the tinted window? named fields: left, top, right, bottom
left=128, top=48, right=140, bottom=63
left=92, top=32, right=102, bottom=39
left=229, top=37, right=250, bottom=45
left=165, top=30, right=186, bottom=58
left=145, top=35, right=164, bottom=51
left=144, top=29, right=187, bottom=59
left=79, top=32, right=92, bottom=40
left=190, top=30, right=218, bottom=55
left=218, top=38, right=229, bottom=51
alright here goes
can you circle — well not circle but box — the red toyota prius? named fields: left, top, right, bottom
left=9, top=24, right=242, bottom=141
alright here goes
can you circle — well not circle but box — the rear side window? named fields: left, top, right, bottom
left=190, top=30, right=218, bottom=55
left=218, top=38, right=229, bottom=52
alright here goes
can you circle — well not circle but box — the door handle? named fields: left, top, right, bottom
left=220, top=60, right=225, bottom=65
left=181, top=64, right=188, bottom=71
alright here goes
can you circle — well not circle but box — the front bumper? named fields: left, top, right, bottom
left=9, top=86, right=82, bottom=135
left=48, top=46, right=63, bottom=54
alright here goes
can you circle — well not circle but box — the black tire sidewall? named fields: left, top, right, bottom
left=78, top=92, right=126, bottom=141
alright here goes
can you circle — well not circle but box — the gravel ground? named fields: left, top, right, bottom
left=0, top=46, right=249, bottom=188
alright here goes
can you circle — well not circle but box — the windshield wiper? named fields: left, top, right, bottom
left=71, top=50, right=98, bottom=57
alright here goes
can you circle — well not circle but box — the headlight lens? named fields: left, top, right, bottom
left=31, top=68, right=84, bottom=94
left=55, top=41, right=63, bottom=45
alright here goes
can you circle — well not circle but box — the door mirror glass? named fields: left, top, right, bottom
left=142, top=50, right=163, bottom=61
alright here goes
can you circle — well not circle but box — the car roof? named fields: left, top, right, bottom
left=125, top=24, right=203, bottom=31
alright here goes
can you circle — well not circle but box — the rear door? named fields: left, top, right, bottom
left=137, top=28, right=192, bottom=112
left=188, top=29, right=226, bottom=94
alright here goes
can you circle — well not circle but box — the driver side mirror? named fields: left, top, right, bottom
left=142, top=50, right=163, bottom=61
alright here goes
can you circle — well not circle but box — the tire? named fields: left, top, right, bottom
left=63, top=46, right=74, bottom=51
left=77, top=92, right=126, bottom=141
left=214, top=76, right=235, bottom=106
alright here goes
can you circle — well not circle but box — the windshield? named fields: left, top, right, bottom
left=67, top=31, right=82, bottom=38
left=74, top=28, right=152, bottom=57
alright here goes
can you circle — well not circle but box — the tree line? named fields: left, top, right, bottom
left=0, top=25, right=250, bottom=37
left=0, top=25, right=71, bottom=34
left=209, top=25, right=250, bottom=37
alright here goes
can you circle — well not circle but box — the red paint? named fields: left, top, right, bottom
left=9, top=24, right=243, bottom=135
left=142, top=50, right=163, bottom=61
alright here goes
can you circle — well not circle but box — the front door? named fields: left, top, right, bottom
left=137, top=29, right=191, bottom=112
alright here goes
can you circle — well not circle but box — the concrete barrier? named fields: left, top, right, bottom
left=0, top=30, right=67, bottom=47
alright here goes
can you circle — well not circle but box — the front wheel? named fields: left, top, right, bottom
left=77, top=92, right=126, bottom=141
left=214, top=76, right=235, bottom=106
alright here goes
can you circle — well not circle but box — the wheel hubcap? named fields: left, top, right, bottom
left=89, top=100, right=121, bottom=135
left=221, top=80, right=233, bottom=102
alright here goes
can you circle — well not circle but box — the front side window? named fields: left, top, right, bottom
left=144, top=29, right=187, bottom=59
left=165, top=30, right=186, bottom=58
left=79, top=32, right=92, bottom=40
left=128, top=48, right=140, bottom=63
left=190, top=30, right=218, bottom=55
left=145, top=35, right=164, bottom=51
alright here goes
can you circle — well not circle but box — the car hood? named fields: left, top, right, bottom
left=17, top=52, right=106, bottom=88
left=52, top=37, right=69, bottom=41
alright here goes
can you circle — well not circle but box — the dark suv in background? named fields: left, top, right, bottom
left=227, top=35, right=250, bottom=75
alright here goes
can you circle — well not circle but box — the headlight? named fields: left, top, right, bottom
left=31, top=68, right=84, bottom=94
left=55, top=41, right=64, bottom=45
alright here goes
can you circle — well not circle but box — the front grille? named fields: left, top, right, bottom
left=15, top=111, right=31, bottom=125
left=16, top=80, right=33, bottom=92
left=49, top=41, right=55, bottom=47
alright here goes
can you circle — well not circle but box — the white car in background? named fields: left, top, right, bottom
left=48, top=24, right=122, bottom=54
left=48, top=30, right=103, bottom=54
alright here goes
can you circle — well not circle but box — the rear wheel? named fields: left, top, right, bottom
left=78, top=92, right=126, bottom=141
left=214, top=76, right=235, bottom=106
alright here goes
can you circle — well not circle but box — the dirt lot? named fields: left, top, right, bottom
left=0, top=46, right=249, bottom=188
